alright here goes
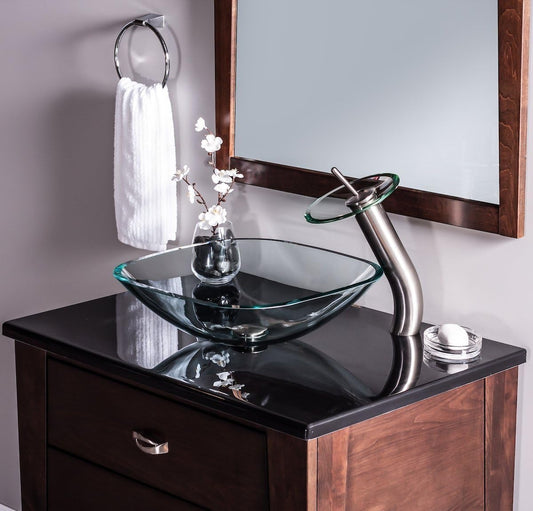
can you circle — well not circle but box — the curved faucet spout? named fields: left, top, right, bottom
left=354, top=203, right=423, bottom=336
left=332, top=169, right=423, bottom=336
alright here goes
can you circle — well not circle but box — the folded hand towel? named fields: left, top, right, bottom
left=114, top=77, right=177, bottom=251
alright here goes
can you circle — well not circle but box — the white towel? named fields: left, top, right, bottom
left=114, top=77, right=177, bottom=251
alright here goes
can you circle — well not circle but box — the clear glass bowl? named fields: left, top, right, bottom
left=114, top=238, right=383, bottom=347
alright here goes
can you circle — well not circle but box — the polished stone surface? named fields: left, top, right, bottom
left=3, top=294, right=526, bottom=438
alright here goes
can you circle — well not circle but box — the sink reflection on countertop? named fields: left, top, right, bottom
left=154, top=339, right=375, bottom=422
left=150, top=332, right=423, bottom=423
left=3, top=294, right=525, bottom=437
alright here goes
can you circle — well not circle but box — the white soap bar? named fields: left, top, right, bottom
left=438, top=323, right=470, bottom=347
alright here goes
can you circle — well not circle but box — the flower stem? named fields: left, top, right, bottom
left=183, top=176, right=209, bottom=212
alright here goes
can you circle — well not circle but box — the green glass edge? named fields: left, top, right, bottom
left=305, top=173, right=400, bottom=224
left=112, top=238, right=384, bottom=310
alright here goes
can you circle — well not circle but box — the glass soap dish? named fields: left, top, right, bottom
left=423, top=325, right=482, bottom=362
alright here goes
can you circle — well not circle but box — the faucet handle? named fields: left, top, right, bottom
left=331, top=168, right=398, bottom=214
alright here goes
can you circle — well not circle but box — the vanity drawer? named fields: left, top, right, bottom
left=47, top=359, right=268, bottom=511
left=48, top=448, right=203, bottom=511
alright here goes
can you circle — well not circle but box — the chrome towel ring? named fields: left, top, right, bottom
left=114, top=14, right=170, bottom=88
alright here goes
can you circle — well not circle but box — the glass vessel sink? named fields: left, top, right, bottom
left=114, top=238, right=382, bottom=347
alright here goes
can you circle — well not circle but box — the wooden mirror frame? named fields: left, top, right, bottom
left=214, top=0, right=529, bottom=238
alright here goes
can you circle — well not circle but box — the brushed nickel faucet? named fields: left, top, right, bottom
left=307, top=168, right=423, bottom=337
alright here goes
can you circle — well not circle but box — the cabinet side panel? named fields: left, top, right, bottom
left=15, top=343, right=46, bottom=511
left=485, top=367, right=519, bottom=511
left=317, top=429, right=349, bottom=511
left=318, top=382, right=485, bottom=511
left=267, top=430, right=317, bottom=511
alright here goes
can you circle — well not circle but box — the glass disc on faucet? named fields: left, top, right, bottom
left=305, top=172, right=399, bottom=224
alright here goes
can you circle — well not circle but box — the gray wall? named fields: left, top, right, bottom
left=0, top=1, right=214, bottom=509
left=2, top=2, right=533, bottom=511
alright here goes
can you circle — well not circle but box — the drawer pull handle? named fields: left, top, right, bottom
left=132, top=431, right=169, bottom=455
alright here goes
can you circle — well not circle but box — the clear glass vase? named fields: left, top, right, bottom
left=191, top=221, right=241, bottom=285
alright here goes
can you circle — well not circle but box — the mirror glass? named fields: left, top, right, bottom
left=235, top=0, right=499, bottom=204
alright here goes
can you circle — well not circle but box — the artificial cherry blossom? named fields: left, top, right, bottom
left=201, top=134, right=223, bottom=153
left=194, top=117, right=207, bottom=132
left=198, top=205, right=227, bottom=230
left=187, top=185, right=196, bottom=204
left=172, top=164, right=190, bottom=182
left=174, top=119, right=242, bottom=231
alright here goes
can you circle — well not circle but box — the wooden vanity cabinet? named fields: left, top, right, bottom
left=16, top=342, right=518, bottom=511
left=47, top=449, right=203, bottom=511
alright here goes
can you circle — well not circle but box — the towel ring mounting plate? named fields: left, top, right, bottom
left=114, top=14, right=170, bottom=88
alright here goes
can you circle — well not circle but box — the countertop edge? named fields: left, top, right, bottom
left=306, top=349, right=526, bottom=438
left=2, top=322, right=312, bottom=438
left=3, top=320, right=526, bottom=440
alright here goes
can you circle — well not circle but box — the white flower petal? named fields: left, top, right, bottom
left=195, top=117, right=206, bottom=132
left=197, top=212, right=212, bottom=230
left=187, top=185, right=196, bottom=204
left=201, top=134, right=223, bottom=153
left=172, top=164, right=190, bottom=182
left=200, top=205, right=228, bottom=228
left=214, top=183, right=230, bottom=194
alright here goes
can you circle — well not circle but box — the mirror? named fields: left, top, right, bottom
left=214, top=0, right=529, bottom=237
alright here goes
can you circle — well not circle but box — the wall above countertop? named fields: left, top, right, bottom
left=0, top=1, right=215, bottom=509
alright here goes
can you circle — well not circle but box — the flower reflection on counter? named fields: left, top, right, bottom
left=154, top=340, right=375, bottom=415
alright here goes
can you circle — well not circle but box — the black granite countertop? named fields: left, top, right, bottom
left=2, top=293, right=526, bottom=439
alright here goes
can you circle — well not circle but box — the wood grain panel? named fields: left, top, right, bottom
left=48, top=448, right=203, bottom=511
left=15, top=343, right=46, bottom=511
left=215, top=0, right=237, bottom=171
left=267, top=431, right=317, bottom=511
left=47, top=359, right=268, bottom=511
left=233, top=157, right=500, bottom=233
left=316, top=428, right=349, bottom=510
left=485, top=368, right=519, bottom=511
left=498, top=0, right=529, bottom=237
left=318, top=382, right=485, bottom=511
